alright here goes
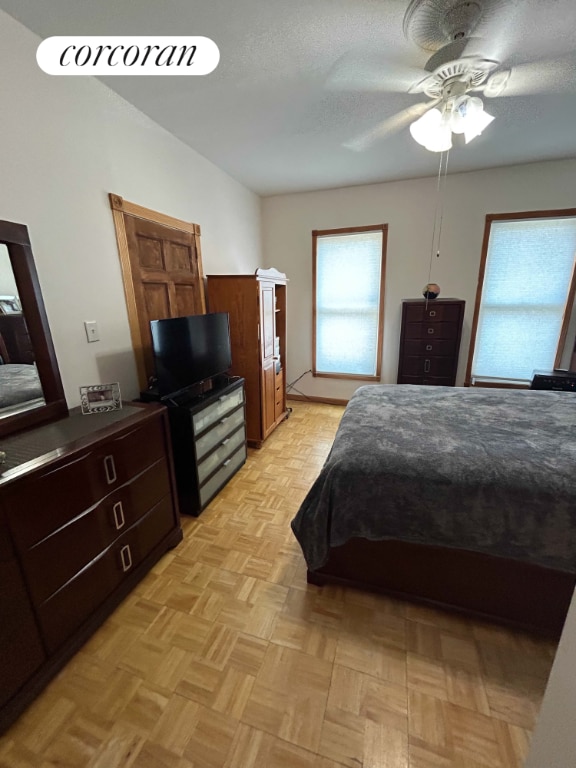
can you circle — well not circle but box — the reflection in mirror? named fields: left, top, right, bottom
left=0, top=221, right=67, bottom=438
left=0, top=243, right=45, bottom=416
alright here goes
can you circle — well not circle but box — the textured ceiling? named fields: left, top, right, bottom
left=2, top=0, right=575, bottom=195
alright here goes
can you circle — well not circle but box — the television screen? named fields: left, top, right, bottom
left=150, top=312, right=232, bottom=397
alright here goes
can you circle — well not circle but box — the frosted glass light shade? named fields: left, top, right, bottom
left=409, top=108, right=452, bottom=152
left=409, top=108, right=442, bottom=146
left=462, top=97, right=495, bottom=143
left=425, top=111, right=453, bottom=152
left=464, top=108, right=495, bottom=142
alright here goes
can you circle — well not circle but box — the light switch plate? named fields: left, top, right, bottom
left=84, top=320, right=99, bottom=343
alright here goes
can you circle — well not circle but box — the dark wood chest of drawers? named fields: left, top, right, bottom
left=397, top=299, right=465, bottom=386
left=0, top=403, right=182, bottom=733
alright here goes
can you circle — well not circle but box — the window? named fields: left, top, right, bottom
left=313, top=225, right=387, bottom=379
left=466, top=210, right=576, bottom=386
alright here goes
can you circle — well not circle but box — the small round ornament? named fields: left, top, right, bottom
left=422, top=283, right=440, bottom=299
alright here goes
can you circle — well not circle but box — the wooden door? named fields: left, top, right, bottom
left=109, top=194, right=205, bottom=389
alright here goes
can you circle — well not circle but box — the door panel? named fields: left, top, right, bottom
left=175, top=284, right=198, bottom=317
left=143, top=283, right=171, bottom=322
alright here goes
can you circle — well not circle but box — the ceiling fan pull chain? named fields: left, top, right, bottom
left=436, top=147, right=451, bottom=259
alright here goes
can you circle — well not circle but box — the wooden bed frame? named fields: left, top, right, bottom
left=307, top=537, right=576, bottom=637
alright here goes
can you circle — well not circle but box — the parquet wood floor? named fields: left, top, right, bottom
left=0, top=401, right=558, bottom=767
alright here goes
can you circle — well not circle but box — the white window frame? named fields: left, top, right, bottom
left=312, top=224, right=387, bottom=380
left=466, top=209, right=576, bottom=388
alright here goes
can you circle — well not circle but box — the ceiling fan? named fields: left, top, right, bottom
left=332, top=0, right=575, bottom=152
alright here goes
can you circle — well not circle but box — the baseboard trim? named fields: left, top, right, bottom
left=287, top=394, right=349, bottom=406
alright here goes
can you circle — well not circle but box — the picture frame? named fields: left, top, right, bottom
left=80, top=382, right=122, bottom=414
left=0, top=295, right=22, bottom=314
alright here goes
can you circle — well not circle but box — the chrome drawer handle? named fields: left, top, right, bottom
left=223, top=459, right=231, bottom=467
left=429, top=310, right=436, bottom=317
left=104, top=455, right=117, bottom=484
left=427, top=328, right=434, bottom=335
left=112, top=501, right=125, bottom=530
left=426, top=344, right=433, bottom=351
left=120, top=544, right=132, bottom=573
left=424, top=359, right=431, bottom=373
left=221, top=437, right=230, bottom=446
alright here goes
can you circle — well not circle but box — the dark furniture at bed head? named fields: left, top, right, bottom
left=0, top=314, right=34, bottom=364
left=292, top=384, right=576, bottom=636
left=0, top=330, right=9, bottom=364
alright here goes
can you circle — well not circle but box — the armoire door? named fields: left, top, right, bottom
left=259, top=281, right=277, bottom=434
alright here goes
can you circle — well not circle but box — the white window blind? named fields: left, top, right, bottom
left=472, top=217, right=576, bottom=383
left=315, top=230, right=384, bottom=376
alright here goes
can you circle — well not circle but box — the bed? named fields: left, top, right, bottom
left=291, top=384, right=576, bottom=635
left=0, top=363, right=45, bottom=412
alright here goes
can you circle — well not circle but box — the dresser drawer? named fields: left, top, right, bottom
left=402, top=338, right=457, bottom=357
left=399, top=356, right=456, bottom=378
left=197, top=426, right=246, bottom=484
left=0, top=558, right=46, bottom=709
left=195, top=406, right=245, bottom=461
left=199, top=445, right=246, bottom=509
left=274, top=369, right=284, bottom=420
left=398, top=374, right=454, bottom=386
left=6, top=418, right=166, bottom=550
left=404, top=303, right=462, bottom=322
left=405, top=321, right=460, bottom=340
left=19, top=458, right=171, bottom=606
left=37, top=494, right=176, bottom=653
left=192, top=387, right=244, bottom=435
left=0, top=509, right=14, bottom=562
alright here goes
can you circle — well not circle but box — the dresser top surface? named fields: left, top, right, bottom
left=402, top=298, right=465, bottom=304
left=0, top=403, right=163, bottom=484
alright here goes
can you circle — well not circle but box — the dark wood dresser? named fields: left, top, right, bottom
left=0, top=402, right=182, bottom=733
left=0, top=314, right=34, bottom=364
left=397, top=299, right=465, bottom=386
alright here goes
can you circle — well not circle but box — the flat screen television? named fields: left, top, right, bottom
left=150, top=312, right=232, bottom=398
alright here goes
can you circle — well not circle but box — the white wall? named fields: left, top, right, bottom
left=262, top=159, right=576, bottom=400
left=0, top=9, right=262, bottom=405
left=525, top=588, right=576, bottom=767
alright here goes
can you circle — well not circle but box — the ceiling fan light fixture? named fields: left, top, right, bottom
left=409, top=107, right=442, bottom=146
left=427, top=109, right=453, bottom=151
left=410, top=106, right=453, bottom=152
left=409, top=94, right=495, bottom=151
left=461, top=96, right=495, bottom=143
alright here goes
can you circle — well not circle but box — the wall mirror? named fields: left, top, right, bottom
left=0, top=220, right=67, bottom=439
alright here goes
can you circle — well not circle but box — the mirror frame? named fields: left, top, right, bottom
left=0, top=220, right=67, bottom=438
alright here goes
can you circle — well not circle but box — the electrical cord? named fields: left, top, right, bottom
left=286, top=369, right=313, bottom=401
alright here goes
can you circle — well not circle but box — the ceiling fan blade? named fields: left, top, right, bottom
left=344, top=100, right=440, bottom=152
left=462, top=1, right=530, bottom=64
left=486, top=55, right=576, bottom=97
left=327, top=51, right=428, bottom=93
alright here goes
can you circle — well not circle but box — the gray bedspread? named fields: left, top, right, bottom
left=0, top=364, right=44, bottom=409
left=291, top=385, right=576, bottom=573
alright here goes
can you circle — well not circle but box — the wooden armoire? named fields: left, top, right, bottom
left=206, top=268, right=288, bottom=447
